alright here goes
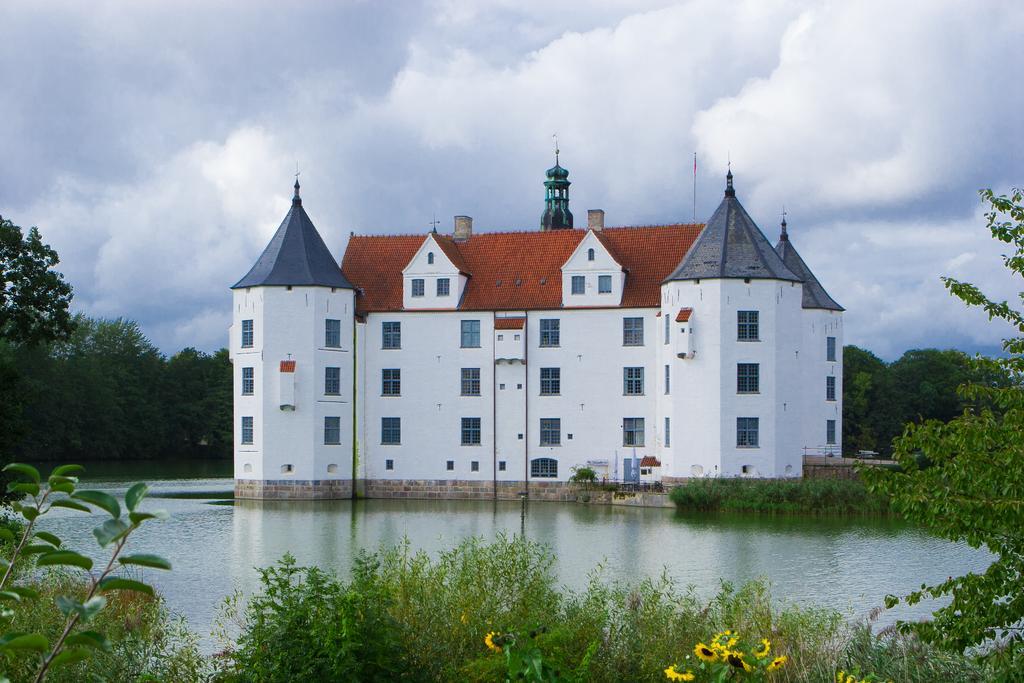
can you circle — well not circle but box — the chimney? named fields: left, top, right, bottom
left=454, top=215, right=473, bottom=242
left=587, top=209, right=605, bottom=231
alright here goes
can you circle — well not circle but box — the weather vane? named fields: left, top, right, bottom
left=429, top=214, right=440, bottom=232
left=295, top=162, right=300, bottom=181
left=552, top=133, right=559, bottom=163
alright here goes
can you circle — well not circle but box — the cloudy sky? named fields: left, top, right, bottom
left=2, top=0, right=1021, bottom=359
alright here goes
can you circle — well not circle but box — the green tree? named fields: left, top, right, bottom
left=861, top=188, right=1024, bottom=669
left=842, top=345, right=890, bottom=455
left=0, top=217, right=74, bottom=346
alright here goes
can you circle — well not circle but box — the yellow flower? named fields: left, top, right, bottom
left=726, top=652, right=754, bottom=672
left=664, top=664, right=695, bottom=681
left=694, top=643, right=719, bottom=663
left=754, top=638, right=771, bottom=658
left=460, top=612, right=468, bottom=624
left=836, top=672, right=845, bottom=683
left=484, top=631, right=501, bottom=653
left=767, top=655, right=788, bottom=671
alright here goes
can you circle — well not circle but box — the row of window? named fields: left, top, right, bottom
left=734, top=364, right=836, bottom=401
left=240, top=415, right=835, bottom=450
left=570, top=274, right=613, bottom=295
left=411, top=277, right=451, bottom=298
left=379, top=318, right=646, bottom=349
left=240, top=319, right=344, bottom=349
left=381, top=458, right=558, bottom=478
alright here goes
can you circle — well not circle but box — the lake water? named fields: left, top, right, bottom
left=29, top=460, right=992, bottom=651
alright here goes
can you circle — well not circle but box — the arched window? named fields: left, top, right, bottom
left=427, top=252, right=434, bottom=265
left=587, top=248, right=595, bottom=261
left=530, top=457, right=558, bottom=478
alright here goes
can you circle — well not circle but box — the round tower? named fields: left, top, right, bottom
left=229, top=180, right=356, bottom=499
left=541, top=147, right=573, bottom=230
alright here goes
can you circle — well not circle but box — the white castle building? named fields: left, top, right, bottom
left=230, top=163, right=843, bottom=500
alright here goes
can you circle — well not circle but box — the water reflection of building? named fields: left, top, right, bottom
left=229, top=161, right=843, bottom=499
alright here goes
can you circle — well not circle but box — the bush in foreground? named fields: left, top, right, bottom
left=669, top=478, right=889, bottom=515
left=217, top=535, right=987, bottom=682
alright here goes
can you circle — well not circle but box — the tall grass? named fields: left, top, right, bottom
left=669, top=477, right=889, bottom=515
left=217, top=535, right=988, bottom=682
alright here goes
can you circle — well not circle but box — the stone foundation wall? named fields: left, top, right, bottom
left=361, top=479, right=579, bottom=502
left=235, top=479, right=353, bottom=500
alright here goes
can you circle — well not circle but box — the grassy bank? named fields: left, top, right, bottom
left=669, top=477, right=889, bottom=515
left=212, top=535, right=986, bottom=682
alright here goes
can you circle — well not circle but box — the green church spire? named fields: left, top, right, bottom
left=541, top=140, right=573, bottom=231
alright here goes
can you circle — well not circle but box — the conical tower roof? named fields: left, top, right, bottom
left=664, top=171, right=799, bottom=283
left=774, top=218, right=843, bottom=311
left=232, top=180, right=352, bottom=289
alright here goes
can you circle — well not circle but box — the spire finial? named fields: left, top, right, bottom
left=293, top=164, right=301, bottom=204
left=780, top=206, right=788, bottom=241
left=552, top=132, right=559, bottom=165
left=724, top=162, right=735, bottom=198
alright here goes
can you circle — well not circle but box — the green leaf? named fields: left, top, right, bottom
left=6, top=587, right=38, bottom=600
left=0, top=528, right=13, bottom=543
left=50, top=464, right=85, bottom=478
left=72, top=490, right=120, bottom=519
left=129, top=510, right=168, bottom=525
left=98, top=577, right=153, bottom=596
left=37, top=551, right=93, bottom=571
left=119, top=554, right=171, bottom=571
left=0, top=632, right=48, bottom=652
left=7, top=482, right=40, bottom=496
left=81, top=596, right=106, bottom=622
left=20, top=506, right=39, bottom=522
left=22, top=544, right=57, bottom=555
left=92, top=518, right=130, bottom=548
left=2, top=464, right=40, bottom=484
left=65, top=630, right=111, bottom=652
left=49, top=481, right=75, bottom=495
left=124, top=483, right=148, bottom=512
left=34, top=531, right=61, bottom=547
left=49, top=647, right=90, bottom=669
left=56, top=596, right=82, bottom=617
left=49, top=498, right=92, bottom=513
left=0, top=592, right=21, bottom=602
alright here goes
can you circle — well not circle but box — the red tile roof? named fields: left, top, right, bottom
left=640, top=456, right=662, bottom=467
left=341, top=225, right=703, bottom=315
left=432, top=234, right=472, bottom=275
left=676, top=307, right=693, bottom=322
left=494, top=317, right=526, bottom=329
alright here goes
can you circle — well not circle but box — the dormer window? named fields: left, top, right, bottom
left=427, top=252, right=434, bottom=264
left=411, top=279, right=425, bottom=297
left=571, top=276, right=585, bottom=295
left=437, top=278, right=450, bottom=296
left=587, top=248, right=595, bottom=261
left=598, top=275, right=612, bottom=293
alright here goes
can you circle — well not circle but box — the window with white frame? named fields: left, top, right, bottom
left=623, top=417, right=644, bottom=446
left=737, top=363, right=759, bottom=393
left=571, top=275, right=585, bottom=295
left=540, top=367, right=560, bottom=395
left=531, top=457, right=558, bottom=478
left=623, top=367, right=644, bottom=395
left=737, top=310, right=759, bottom=341
left=736, top=417, right=759, bottom=447
left=325, top=319, right=341, bottom=348
left=461, top=320, right=481, bottom=348
left=623, top=317, right=643, bottom=345
left=446, top=460, right=454, bottom=471
left=826, top=376, right=836, bottom=401
left=539, top=319, right=559, bottom=347
left=664, top=315, right=670, bottom=344
left=382, top=368, right=400, bottom=396
left=382, top=321, right=401, bottom=349
left=461, top=417, right=481, bottom=445
left=437, top=278, right=450, bottom=296
left=827, top=336, right=837, bottom=362
left=381, top=417, right=400, bottom=444
left=587, top=248, right=595, bottom=261
left=471, top=461, right=479, bottom=472
left=411, top=278, right=425, bottom=297
left=598, top=275, right=612, bottom=293
left=241, top=319, right=254, bottom=348
left=240, top=416, right=254, bottom=444
left=826, top=419, right=836, bottom=445
left=539, top=418, right=561, bottom=446
left=461, top=368, right=480, bottom=396
left=242, top=367, right=254, bottom=395
left=325, top=367, right=341, bottom=395
left=665, top=416, right=671, bottom=447
left=324, top=416, right=341, bottom=445
left=385, top=459, right=394, bottom=471
left=427, top=252, right=434, bottom=264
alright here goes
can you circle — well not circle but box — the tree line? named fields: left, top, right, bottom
left=0, top=315, right=232, bottom=462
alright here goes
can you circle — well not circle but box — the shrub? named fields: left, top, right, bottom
left=669, top=478, right=889, bottom=515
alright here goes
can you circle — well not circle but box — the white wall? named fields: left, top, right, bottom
left=561, top=231, right=625, bottom=307
left=402, top=234, right=467, bottom=309
left=232, top=286, right=355, bottom=482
